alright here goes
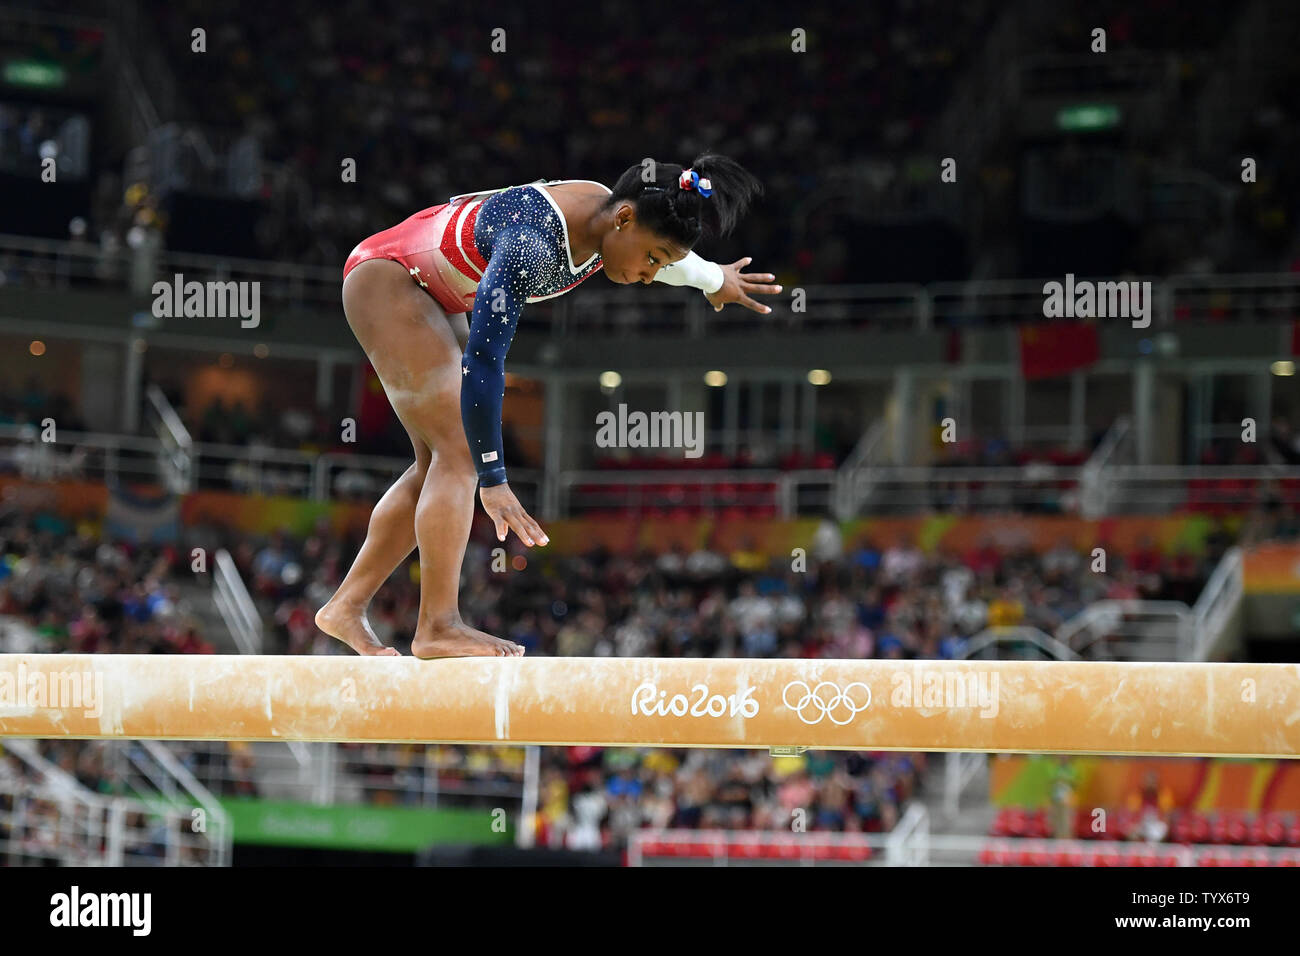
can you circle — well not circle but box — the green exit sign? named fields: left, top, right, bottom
left=1056, top=104, right=1121, bottom=131
left=4, top=59, right=67, bottom=89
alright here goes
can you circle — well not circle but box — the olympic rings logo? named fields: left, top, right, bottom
left=781, top=680, right=872, bottom=726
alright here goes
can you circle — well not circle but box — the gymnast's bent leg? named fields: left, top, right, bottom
left=317, top=258, right=522, bottom=657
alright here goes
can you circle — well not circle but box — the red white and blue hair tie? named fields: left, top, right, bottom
left=679, top=168, right=713, bottom=198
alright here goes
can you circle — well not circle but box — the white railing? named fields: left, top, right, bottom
left=213, top=549, right=262, bottom=655
left=166, top=738, right=529, bottom=810
left=1101, top=464, right=1300, bottom=513
left=126, top=740, right=232, bottom=863
left=961, top=626, right=1080, bottom=662
left=943, top=753, right=987, bottom=821
left=833, top=420, right=888, bottom=520
left=1055, top=600, right=1194, bottom=661
left=11, top=422, right=1300, bottom=520
left=886, top=803, right=931, bottom=866
left=0, top=423, right=164, bottom=485
left=192, top=440, right=411, bottom=501
left=7, top=229, right=1300, bottom=333
left=145, top=384, right=193, bottom=493
left=0, top=779, right=227, bottom=866
left=557, top=468, right=836, bottom=518
left=518, top=745, right=541, bottom=849
left=0, top=423, right=420, bottom=503
left=1192, top=546, right=1244, bottom=661
left=845, top=464, right=1081, bottom=515
left=1079, top=416, right=1133, bottom=518
left=0, top=740, right=230, bottom=865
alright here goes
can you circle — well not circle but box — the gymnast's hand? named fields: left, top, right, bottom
left=704, top=257, right=782, bottom=314
left=480, top=483, right=549, bottom=548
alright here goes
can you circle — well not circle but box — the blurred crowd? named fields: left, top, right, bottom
left=534, top=745, right=924, bottom=849
left=244, top=514, right=1232, bottom=661
left=138, top=0, right=998, bottom=281
left=0, top=507, right=212, bottom=656
left=126, top=0, right=1298, bottom=281
left=3, top=0, right=1297, bottom=292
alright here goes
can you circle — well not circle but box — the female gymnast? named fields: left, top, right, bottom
left=316, top=154, right=778, bottom=658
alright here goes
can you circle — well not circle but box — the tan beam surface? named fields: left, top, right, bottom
left=1, top=655, right=1297, bottom=756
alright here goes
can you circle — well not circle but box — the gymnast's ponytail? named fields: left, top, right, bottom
left=604, top=153, right=763, bottom=248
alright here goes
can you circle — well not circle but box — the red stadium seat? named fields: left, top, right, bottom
left=727, top=837, right=763, bottom=859
left=1285, top=821, right=1300, bottom=847
left=1028, top=809, right=1051, bottom=839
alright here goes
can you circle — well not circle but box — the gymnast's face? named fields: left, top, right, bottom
left=602, top=205, right=689, bottom=285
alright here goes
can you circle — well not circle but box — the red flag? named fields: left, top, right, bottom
left=1019, top=322, right=1099, bottom=380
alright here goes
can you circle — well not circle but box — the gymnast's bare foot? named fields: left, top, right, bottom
left=411, top=619, right=524, bottom=659
left=315, top=599, right=400, bottom=656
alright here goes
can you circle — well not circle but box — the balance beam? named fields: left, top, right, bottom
left=0, top=655, right=1297, bottom=757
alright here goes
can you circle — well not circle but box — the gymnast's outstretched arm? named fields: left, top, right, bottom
left=654, top=250, right=781, bottom=314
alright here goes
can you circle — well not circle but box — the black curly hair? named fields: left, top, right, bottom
left=601, top=153, right=763, bottom=249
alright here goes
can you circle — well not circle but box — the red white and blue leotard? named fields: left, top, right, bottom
left=344, top=179, right=610, bottom=487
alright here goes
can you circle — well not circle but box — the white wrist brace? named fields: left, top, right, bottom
left=652, top=250, right=725, bottom=294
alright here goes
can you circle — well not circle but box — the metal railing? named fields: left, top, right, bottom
left=850, top=464, right=1081, bottom=514
left=1079, top=416, right=1133, bottom=517
left=961, top=626, right=1079, bottom=662
left=0, top=424, right=167, bottom=485
left=1055, top=600, right=1194, bottom=661
left=10, top=422, right=1300, bottom=520
left=833, top=420, right=887, bottom=520
left=556, top=468, right=836, bottom=518
left=7, top=231, right=1300, bottom=333
left=0, top=423, right=423, bottom=504
left=1101, top=464, right=1300, bottom=513
left=166, top=739, right=530, bottom=811
left=1191, top=546, right=1244, bottom=661
left=942, top=753, right=987, bottom=822
left=0, top=740, right=230, bottom=865
left=213, top=549, right=262, bottom=655
left=145, top=384, right=193, bottom=493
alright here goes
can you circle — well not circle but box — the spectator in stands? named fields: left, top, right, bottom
left=881, top=534, right=924, bottom=585
left=986, top=584, right=1026, bottom=629
left=251, top=529, right=297, bottom=599
left=729, top=580, right=777, bottom=657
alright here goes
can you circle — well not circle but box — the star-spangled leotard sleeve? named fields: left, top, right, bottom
left=460, top=222, right=559, bottom=487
